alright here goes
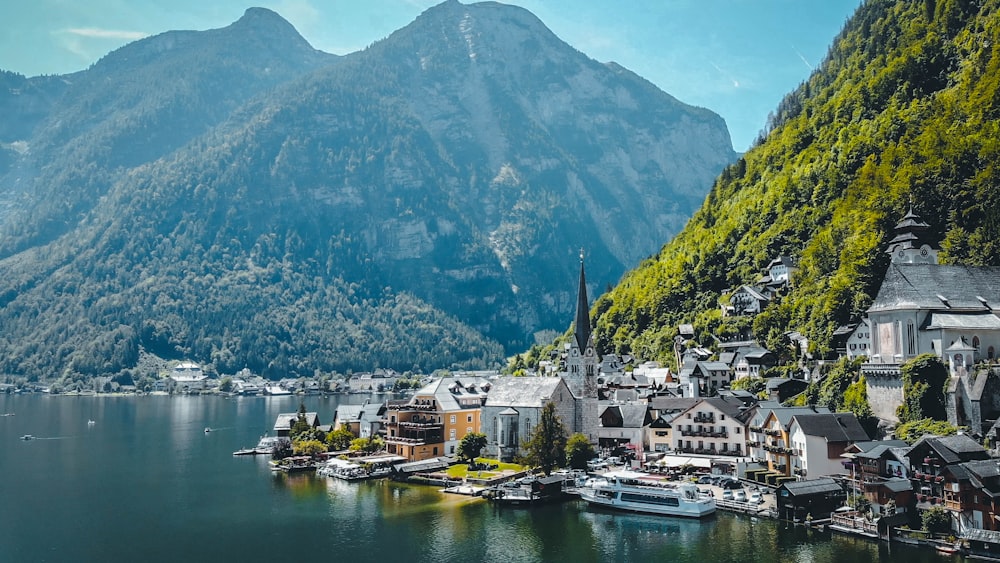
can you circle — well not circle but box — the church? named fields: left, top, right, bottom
left=480, top=252, right=600, bottom=461
left=863, top=209, right=1000, bottom=426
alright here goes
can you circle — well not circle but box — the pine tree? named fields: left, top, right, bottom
left=523, top=402, right=568, bottom=476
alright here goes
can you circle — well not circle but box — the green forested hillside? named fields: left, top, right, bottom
left=593, top=0, right=1000, bottom=365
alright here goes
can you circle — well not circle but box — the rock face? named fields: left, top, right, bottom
left=0, top=2, right=735, bottom=378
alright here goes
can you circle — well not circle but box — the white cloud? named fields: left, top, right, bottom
left=62, top=27, right=148, bottom=40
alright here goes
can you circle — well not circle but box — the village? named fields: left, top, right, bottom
left=222, top=208, right=1000, bottom=560
left=10, top=208, right=1000, bottom=558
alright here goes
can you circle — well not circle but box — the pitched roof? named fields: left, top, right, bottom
left=882, top=478, right=912, bottom=493
left=868, top=263, right=1000, bottom=313
left=483, top=376, right=564, bottom=408
left=925, top=312, right=1000, bottom=330
left=414, top=376, right=492, bottom=411
left=698, top=395, right=755, bottom=423
left=909, top=434, right=989, bottom=464
left=273, top=412, right=320, bottom=431
left=790, top=413, right=869, bottom=442
left=779, top=477, right=843, bottom=496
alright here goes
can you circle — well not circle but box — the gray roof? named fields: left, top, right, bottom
left=335, top=404, right=363, bottom=422
left=790, top=413, right=869, bottom=442
left=779, top=477, right=843, bottom=496
left=909, top=435, right=989, bottom=464
left=414, top=376, right=492, bottom=411
left=925, top=312, right=1000, bottom=330
left=273, top=412, right=320, bottom=431
left=483, top=376, right=565, bottom=408
left=600, top=403, right=650, bottom=428
left=647, top=397, right=700, bottom=413
left=883, top=478, right=912, bottom=493
left=868, top=263, right=1000, bottom=313
left=761, top=405, right=831, bottom=427
left=698, top=395, right=755, bottom=423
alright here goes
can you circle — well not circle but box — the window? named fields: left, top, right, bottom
left=907, top=320, right=916, bottom=355
left=450, top=429, right=456, bottom=440
left=450, top=415, right=456, bottom=424
left=721, top=415, right=725, bottom=420
left=467, top=414, right=473, bottom=423
left=735, top=427, right=741, bottom=434
left=467, top=427, right=472, bottom=434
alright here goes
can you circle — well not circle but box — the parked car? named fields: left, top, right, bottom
left=749, top=492, right=763, bottom=505
left=722, top=489, right=734, bottom=501
left=722, top=479, right=743, bottom=490
left=697, top=475, right=715, bottom=485
left=734, top=489, right=747, bottom=502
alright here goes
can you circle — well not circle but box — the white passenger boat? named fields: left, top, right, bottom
left=579, top=471, right=716, bottom=518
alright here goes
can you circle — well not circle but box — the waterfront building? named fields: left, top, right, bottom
left=672, top=395, right=753, bottom=458
left=645, top=396, right=700, bottom=454
left=905, top=434, right=991, bottom=533
left=842, top=440, right=912, bottom=516
left=747, top=403, right=829, bottom=479
left=596, top=402, right=650, bottom=453
left=775, top=477, right=847, bottom=522
left=383, top=376, right=489, bottom=462
left=273, top=411, right=322, bottom=437
left=334, top=401, right=385, bottom=439
left=786, top=412, right=869, bottom=479
left=169, top=361, right=208, bottom=392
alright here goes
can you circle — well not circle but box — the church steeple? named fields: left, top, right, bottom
left=886, top=207, right=938, bottom=264
left=574, top=249, right=591, bottom=351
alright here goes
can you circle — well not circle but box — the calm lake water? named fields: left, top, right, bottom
left=0, top=394, right=960, bottom=562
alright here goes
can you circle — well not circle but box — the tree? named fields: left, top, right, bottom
left=326, top=427, right=355, bottom=451
left=349, top=436, right=385, bottom=454
left=566, top=433, right=596, bottom=470
left=457, top=432, right=487, bottom=462
left=523, top=402, right=568, bottom=476
left=895, top=418, right=960, bottom=444
left=271, top=437, right=293, bottom=460
left=293, top=439, right=327, bottom=457
left=898, top=354, right=948, bottom=423
left=731, top=376, right=767, bottom=397
left=218, top=376, right=233, bottom=393
left=922, top=505, right=952, bottom=534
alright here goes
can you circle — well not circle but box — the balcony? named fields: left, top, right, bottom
left=694, top=414, right=715, bottom=424
left=388, top=403, right=437, bottom=411
left=748, top=425, right=763, bottom=433
left=764, top=428, right=782, bottom=437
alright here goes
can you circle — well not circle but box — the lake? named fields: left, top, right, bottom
left=0, top=394, right=958, bottom=562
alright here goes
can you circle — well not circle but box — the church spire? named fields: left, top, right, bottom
left=886, top=207, right=938, bottom=264
left=574, top=248, right=591, bottom=350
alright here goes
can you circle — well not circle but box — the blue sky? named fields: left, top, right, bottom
left=0, top=0, right=860, bottom=151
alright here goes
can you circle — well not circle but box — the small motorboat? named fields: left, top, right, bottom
left=204, top=427, right=212, bottom=433
left=20, top=434, right=34, bottom=441
left=87, top=419, right=96, bottom=426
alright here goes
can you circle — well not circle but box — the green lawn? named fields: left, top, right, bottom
left=445, top=458, right=525, bottom=478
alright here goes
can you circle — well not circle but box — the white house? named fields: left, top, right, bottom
left=787, top=413, right=869, bottom=479
left=169, top=361, right=207, bottom=392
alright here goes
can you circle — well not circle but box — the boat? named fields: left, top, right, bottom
left=232, top=448, right=257, bottom=456
left=254, top=435, right=281, bottom=455
left=20, top=435, right=34, bottom=441
left=579, top=470, right=716, bottom=518
left=270, top=456, right=316, bottom=473
left=204, top=427, right=212, bottom=433
left=87, top=420, right=96, bottom=425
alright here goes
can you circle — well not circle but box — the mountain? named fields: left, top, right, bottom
left=591, top=0, right=1000, bottom=365
left=0, top=2, right=736, bottom=381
